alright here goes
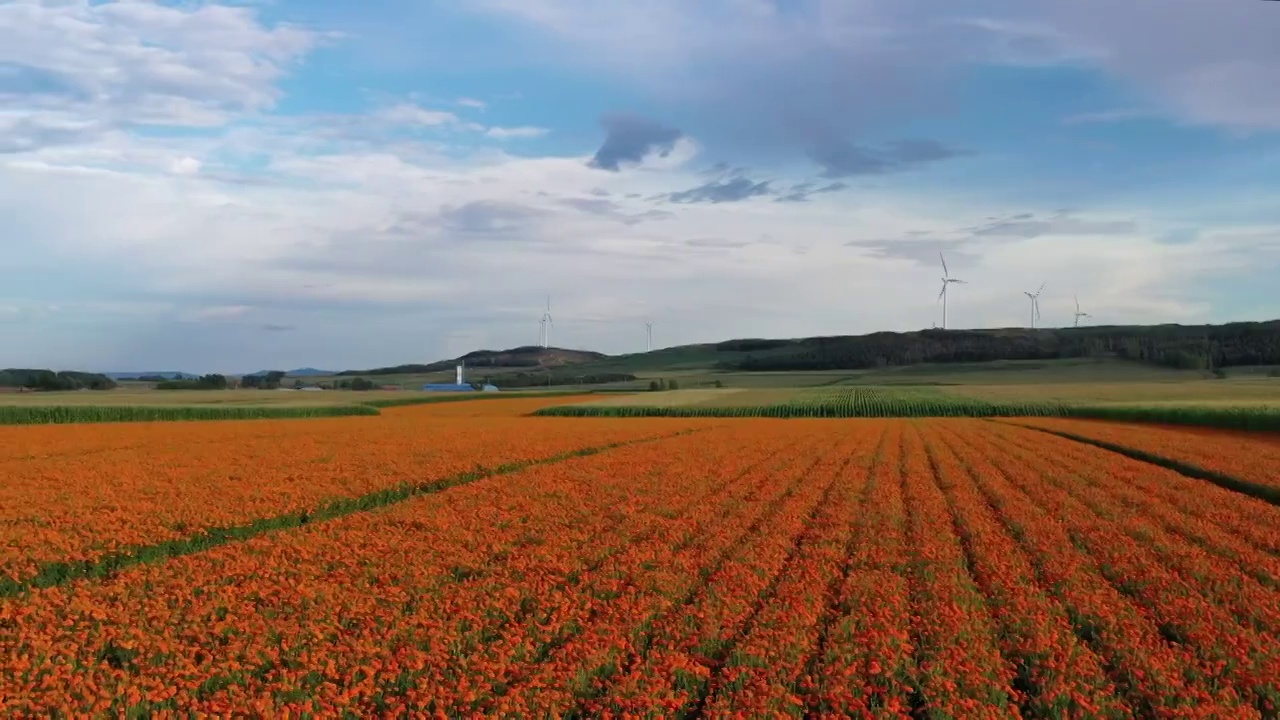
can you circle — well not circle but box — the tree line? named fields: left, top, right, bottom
left=726, top=322, right=1280, bottom=372
left=0, top=369, right=117, bottom=391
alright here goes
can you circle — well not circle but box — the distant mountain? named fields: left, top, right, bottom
left=287, top=368, right=336, bottom=376
left=244, top=363, right=332, bottom=376
left=105, top=371, right=195, bottom=380
left=338, top=347, right=608, bottom=376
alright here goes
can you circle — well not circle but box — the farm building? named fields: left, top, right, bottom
left=421, top=383, right=475, bottom=392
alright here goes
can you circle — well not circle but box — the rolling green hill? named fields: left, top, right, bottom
left=337, top=320, right=1280, bottom=384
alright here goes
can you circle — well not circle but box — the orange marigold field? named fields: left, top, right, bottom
left=999, top=417, right=1280, bottom=494
left=2, top=415, right=1279, bottom=717
left=0, top=404, right=707, bottom=584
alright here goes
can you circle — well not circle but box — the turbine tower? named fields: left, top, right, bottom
left=539, top=295, right=554, bottom=348
left=937, top=252, right=967, bottom=330
left=645, top=319, right=654, bottom=352
left=1023, top=282, right=1045, bottom=329
left=1073, top=294, right=1092, bottom=327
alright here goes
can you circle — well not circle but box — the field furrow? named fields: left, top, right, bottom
left=523, top=425, right=882, bottom=718
left=938, top=422, right=1252, bottom=715
left=1001, top=418, right=1280, bottom=496
left=429, top=427, right=833, bottom=716
left=986, top=422, right=1280, bottom=582
left=982, top=423, right=1280, bottom=635
left=0, top=423, right=815, bottom=715
left=949, top=421, right=1276, bottom=716
left=7, top=411, right=1280, bottom=717
left=918, top=423, right=1129, bottom=719
left=902, top=423, right=1018, bottom=719
left=0, top=411, right=706, bottom=584
left=695, top=426, right=887, bottom=717
left=803, top=421, right=918, bottom=718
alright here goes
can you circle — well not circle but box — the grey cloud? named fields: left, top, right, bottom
left=558, top=197, right=616, bottom=215
left=0, top=115, right=104, bottom=153
left=437, top=200, right=546, bottom=236
left=588, top=113, right=683, bottom=171
left=475, top=1, right=1280, bottom=167
left=1035, top=1, right=1280, bottom=130
left=776, top=181, right=848, bottom=203
left=971, top=213, right=1137, bottom=239
left=665, top=176, right=773, bottom=204
left=558, top=196, right=674, bottom=225
left=684, top=237, right=751, bottom=249
left=810, top=138, right=965, bottom=179
left=847, top=238, right=978, bottom=267
left=261, top=323, right=296, bottom=332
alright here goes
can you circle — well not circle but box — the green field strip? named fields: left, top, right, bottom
left=0, top=429, right=703, bottom=599
left=531, top=388, right=1280, bottom=429
left=0, top=391, right=601, bottom=425
left=998, top=421, right=1280, bottom=508
left=531, top=399, right=1070, bottom=419
left=1060, top=405, right=1280, bottom=432
left=359, top=390, right=595, bottom=408
left=0, top=404, right=381, bottom=425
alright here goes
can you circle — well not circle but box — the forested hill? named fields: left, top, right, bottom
left=724, top=321, right=1280, bottom=372
left=338, top=347, right=608, bottom=376
left=0, top=369, right=117, bottom=390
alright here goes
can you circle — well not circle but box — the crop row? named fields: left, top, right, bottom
left=0, top=408, right=705, bottom=586
left=0, top=422, right=861, bottom=715
left=4, top=418, right=1279, bottom=715
left=0, top=392, right=597, bottom=425
left=535, top=386, right=1280, bottom=429
left=1000, top=417, right=1280, bottom=500
left=536, top=386, right=1068, bottom=418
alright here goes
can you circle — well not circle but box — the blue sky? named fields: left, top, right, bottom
left=2, top=0, right=1279, bottom=372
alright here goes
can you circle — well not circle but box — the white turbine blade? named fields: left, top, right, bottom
left=1036, top=282, right=1045, bottom=296
left=951, top=278, right=967, bottom=284
left=939, top=252, right=949, bottom=276
left=1075, top=294, right=1080, bottom=313
left=937, top=284, right=946, bottom=303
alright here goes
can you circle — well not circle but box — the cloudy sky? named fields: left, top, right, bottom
left=3, top=0, right=1280, bottom=373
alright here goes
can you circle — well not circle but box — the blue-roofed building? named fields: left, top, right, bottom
left=421, top=383, right=475, bottom=392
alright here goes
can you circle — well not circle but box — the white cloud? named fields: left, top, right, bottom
left=456, top=97, right=487, bottom=110
left=377, top=103, right=459, bottom=127
left=170, top=156, right=202, bottom=175
left=0, top=1, right=321, bottom=138
left=188, top=305, right=254, bottom=321
left=2, top=0, right=1279, bottom=371
left=486, top=126, right=549, bottom=139
left=470, top=0, right=1280, bottom=134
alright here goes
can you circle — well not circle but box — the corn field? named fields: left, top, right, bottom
left=0, top=405, right=380, bottom=425
left=534, top=387, right=1070, bottom=418
left=534, top=386, right=1280, bottom=428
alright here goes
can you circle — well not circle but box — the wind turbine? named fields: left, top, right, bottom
left=937, top=252, right=967, bottom=330
left=539, top=295, right=554, bottom=348
left=1073, top=294, right=1092, bottom=327
left=1023, top=282, right=1045, bottom=329
left=645, top=319, right=654, bottom=352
